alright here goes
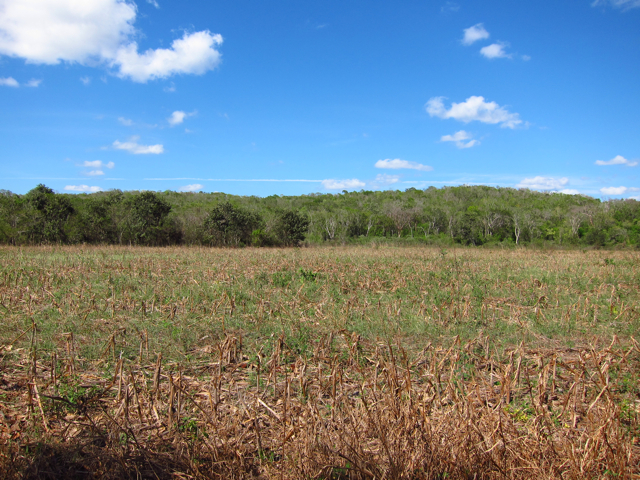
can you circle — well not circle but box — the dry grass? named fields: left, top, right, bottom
left=0, top=245, right=639, bottom=479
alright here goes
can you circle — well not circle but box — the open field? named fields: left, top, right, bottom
left=1, top=245, right=639, bottom=478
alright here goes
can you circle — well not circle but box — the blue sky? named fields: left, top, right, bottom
left=1, top=0, right=639, bottom=198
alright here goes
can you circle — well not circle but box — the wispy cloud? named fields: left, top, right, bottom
left=595, top=155, right=638, bottom=167
left=147, top=0, right=160, bottom=8
left=517, top=176, right=578, bottom=194
left=0, top=77, right=19, bottom=87
left=480, top=42, right=512, bottom=59
left=440, top=130, right=479, bottom=148
left=371, top=174, right=401, bottom=187
left=179, top=183, right=204, bottom=192
left=375, top=159, right=433, bottom=171
left=118, top=117, right=133, bottom=126
left=441, top=2, right=460, bottom=13
left=592, top=0, right=640, bottom=10
left=81, top=160, right=115, bottom=169
left=113, top=136, right=163, bottom=154
left=426, top=96, right=523, bottom=129
left=0, top=77, right=42, bottom=87
left=80, top=76, right=91, bottom=86
left=321, top=179, right=365, bottom=190
left=462, top=23, right=489, bottom=46
left=144, top=177, right=323, bottom=183
left=65, top=185, right=103, bottom=193
left=168, top=110, right=195, bottom=126
left=601, top=186, right=627, bottom=195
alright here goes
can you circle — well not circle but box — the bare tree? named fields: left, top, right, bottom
left=384, top=202, right=412, bottom=237
left=324, top=216, right=337, bottom=240
left=566, top=208, right=584, bottom=236
left=365, top=215, right=375, bottom=236
left=481, top=211, right=503, bottom=238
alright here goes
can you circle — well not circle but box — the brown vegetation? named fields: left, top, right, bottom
left=0, top=246, right=639, bottom=478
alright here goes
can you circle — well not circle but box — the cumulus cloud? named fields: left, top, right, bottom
left=516, top=176, right=571, bottom=191
left=118, top=117, right=133, bottom=126
left=440, top=130, right=479, bottom=149
left=600, top=186, right=629, bottom=195
left=480, top=42, right=512, bottom=59
left=0, top=0, right=223, bottom=83
left=113, top=136, right=164, bottom=154
left=592, top=0, right=640, bottom=10
left=0, top=77, right=19, bottom=87
left=65, top=185, right=102, bottom=193
left=462, top=23, right=489, bottom=45
left=321, top=179, right=365, bottom=190
left=375, top=159, right=433, bottom=171
left=595, top=155, right=638, bottom=167
left=426, top=96, right=523, bottom=129
left=26, top=79, right=42, bottom=87
left=114, top=31, right=223, bottom=82
left=179, top=183, right=204, bottom=192
left=168, top=110, right=195, bottom=126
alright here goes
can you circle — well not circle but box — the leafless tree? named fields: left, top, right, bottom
left=384, top=202, right=412, bottom=237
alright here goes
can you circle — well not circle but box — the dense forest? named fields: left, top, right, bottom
left=1, top=184, right=639, bottom=247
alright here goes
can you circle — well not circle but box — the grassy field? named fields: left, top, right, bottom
left=0, top=245, right=639, bottom=478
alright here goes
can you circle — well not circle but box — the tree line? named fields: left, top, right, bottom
left=0, top=184, right=639, bottom=247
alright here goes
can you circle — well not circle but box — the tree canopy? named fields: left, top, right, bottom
left=1, top=184, right=639, bottom=247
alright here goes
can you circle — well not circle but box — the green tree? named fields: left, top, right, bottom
left=202, top=201, right=261, bottom=246
left=126, top=191, right=175, bottom=245
left=24, top=184, right=75, bottom=244
left=273, top=209, right=310, bottom=246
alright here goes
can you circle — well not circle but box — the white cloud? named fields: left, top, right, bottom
left=600, top=186, right=628, bottom=195
left=0, top=0, right=223, bottom=83
left=480, top=42, right=512, bottom=59
left=375, top=159, right=433, bottom=171
left=592, top=0, right=640, bottom=10
left=595, top=155, right=638, bottom=167
left=321, top=179, right=365, bottom=190
left=81, top=160, right=114, bottom=169
left=0, top=77, right=19, bottom=87
left=426, top=96, right=523, bottom=129
left=87, top=170, right=104, bottom=176
left=114, top=31, right=223, bottom=82
left=440, top=130, right=479, bottom=149
left=25, top=78, right=42, bottom=87
left=168, top=110, right=195, bottom=126
left=65, top=185, right=102, bottom=193
left=522, top=55, right=531, bottom=61
left=373, top=174, right=400, bottom=186
left=517, top=176, right=570, bottom=191
left=118, top=117, right=133, bottom=126
left=80, top=76, right=91, bottom=86
left=179, top=183, right=204, bottom=192
left=113, top=136, right=164, bottom=154
left=147, top=0, right=160, bottom=8
left=462, top=24, right=489, bottom=45
left=560, top=189, right=580, bottom=195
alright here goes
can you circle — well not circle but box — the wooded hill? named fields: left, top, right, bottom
left=1, top=184, right=639, bottom=247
